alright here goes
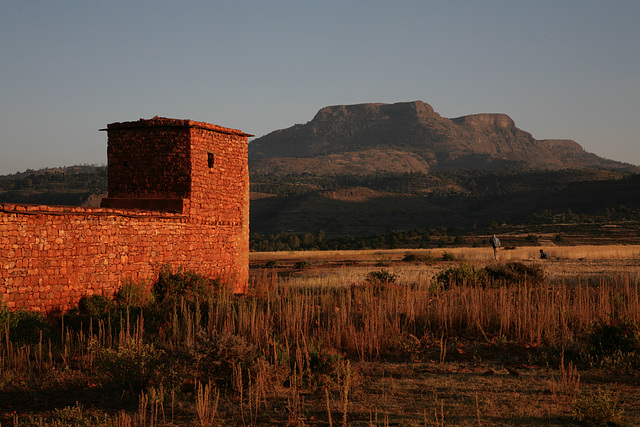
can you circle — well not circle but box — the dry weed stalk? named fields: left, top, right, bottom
left=433, top=394, right=445, bottom=427
left=439, top=334, right=447, bottom=364
left=114, top=410, right=133, bottom=427
left=135, top=391, right=149, bottom=426
left=196, top=380, right=220, bottom=427
left=246, top=362, right=269, bottom=426
left=286, top=371, right=304, bottom=425
left=340, top=360, right=352, bottom=427
left=325, top=387, right=333, bottom=427
left=549, top=351, right=581, bottom=404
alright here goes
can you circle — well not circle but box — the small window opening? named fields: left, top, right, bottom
left=207, top=152, right=215, bottom=168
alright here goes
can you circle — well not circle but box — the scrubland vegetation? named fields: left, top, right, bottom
left=2, top=247, right=640, bottom=425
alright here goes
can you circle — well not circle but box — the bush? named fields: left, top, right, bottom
left=6, top=309, right=53, bottom=344
left=587, top=319, right=640, bottom=358
left=294, top=260, right=312, bottom=269
left=154, top=265, right=220, bottom=303
left=365, top=269, right=398, bottom=286
left=441, top=251, right=457, bottom=261
left=116, top=280, right=153, bottom=307
left=525, top=234, right=539, bottom=244
left=305, top=346, right=346, bottom=389
left=452, top=236, right=467, bottom=246
left=436, top=262, right=545, bottom=288
left=192, top=334, right=263, bottom=390
left=402, top=253, right=434, bottom=264
left=436, top=264, right=486, bottom=288
left=78, top=294, right=116, bottom=317
left=483, top=262, right=545, bottom=286
left=94, top=341, right=165, bottom=391
left=572, top=388, right=622, bottom=424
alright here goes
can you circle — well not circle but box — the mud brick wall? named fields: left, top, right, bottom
left=0, top=118, right=250, bottom=313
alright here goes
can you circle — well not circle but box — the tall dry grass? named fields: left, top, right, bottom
left=2, top=256, right=640, bottom=424
left=3, top=270, right=639, bottom=373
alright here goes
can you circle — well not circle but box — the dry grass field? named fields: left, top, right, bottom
left=250, top=244, right=640, bottom=284
left=1, top=245, right=640, bottom=426
left=247, top=245, right=640, bottom=425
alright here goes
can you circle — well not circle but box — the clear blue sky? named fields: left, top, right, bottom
left=1, top=0, right=639, bottom=175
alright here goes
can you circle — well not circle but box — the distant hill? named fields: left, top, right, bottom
left=249, top=169, right=640, bottom=235
left=247, top=101, right=640, bottom=235
left=0, top=165, right=107, bottom=207
left=249, top=101, right=638, bottom=174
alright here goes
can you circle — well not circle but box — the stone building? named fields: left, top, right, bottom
left=0, top=117, right=251, bottom=312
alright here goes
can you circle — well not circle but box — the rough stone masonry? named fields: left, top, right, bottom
left=0, top=117, right=251, bottom=312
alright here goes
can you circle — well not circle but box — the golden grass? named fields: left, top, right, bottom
left=253, top=244, right=640, bottom=289
left=251, top=244, right=640, bottom=263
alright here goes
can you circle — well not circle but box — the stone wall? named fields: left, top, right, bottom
left=0, top=117, right=250, bottom=313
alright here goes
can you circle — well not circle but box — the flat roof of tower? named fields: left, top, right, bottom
left=101, top=116, right=253, bottom=137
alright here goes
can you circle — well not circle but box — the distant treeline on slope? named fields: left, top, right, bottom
left=2, top=165, right=640, bottom=240
left=251, top=168, right=627, bottom=197
left=0, top=165, right=107, bottom=206
left=250, top=203, right=640, bottom=252
left=3, top=165, right=619, bottom=205
left=250, top=168, right=640, bottom=236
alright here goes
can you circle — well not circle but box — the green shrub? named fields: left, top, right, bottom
left=116, top=280, right=153, bottom=307
left=192, top=334, right=263, bottom=390
left=436, top=263, right=486, bottom=288
left=94, top=341, right=165, bottom=391
left=305, top=346, right=345, bottom=389
left=572, top=388, right=622, bottom=424
left=7, top=309, right=52, bottom=344
left=436, top=262, right=545, bottom=289
left=441, top=251, right=457, bottom=261
left=294, top=260, right=312, bottom=269
left=483, top=262, right=545, bottom=286
left=154, top=265, right=220, bottom=303
left=365, top=269, right=398, bottom=286
left=452, top=236, right=467, bottom=246
left=402, top=253, right=434, bottom=264
left=587, top=319, right=640, bottom=358
left=78, top=294, right=116, bottom=317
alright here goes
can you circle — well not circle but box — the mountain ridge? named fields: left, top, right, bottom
left=249, top=100, right=638, bottom=174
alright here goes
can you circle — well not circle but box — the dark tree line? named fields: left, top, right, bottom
left=250, top=228, right=480, bottom=252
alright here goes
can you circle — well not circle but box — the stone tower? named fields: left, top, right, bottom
left=101, top=117, right=252, bottom=292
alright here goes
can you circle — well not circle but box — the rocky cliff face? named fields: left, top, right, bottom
left=451, top=113, right=515, bottom=129
left=249, top=101, right=637, bottom=174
